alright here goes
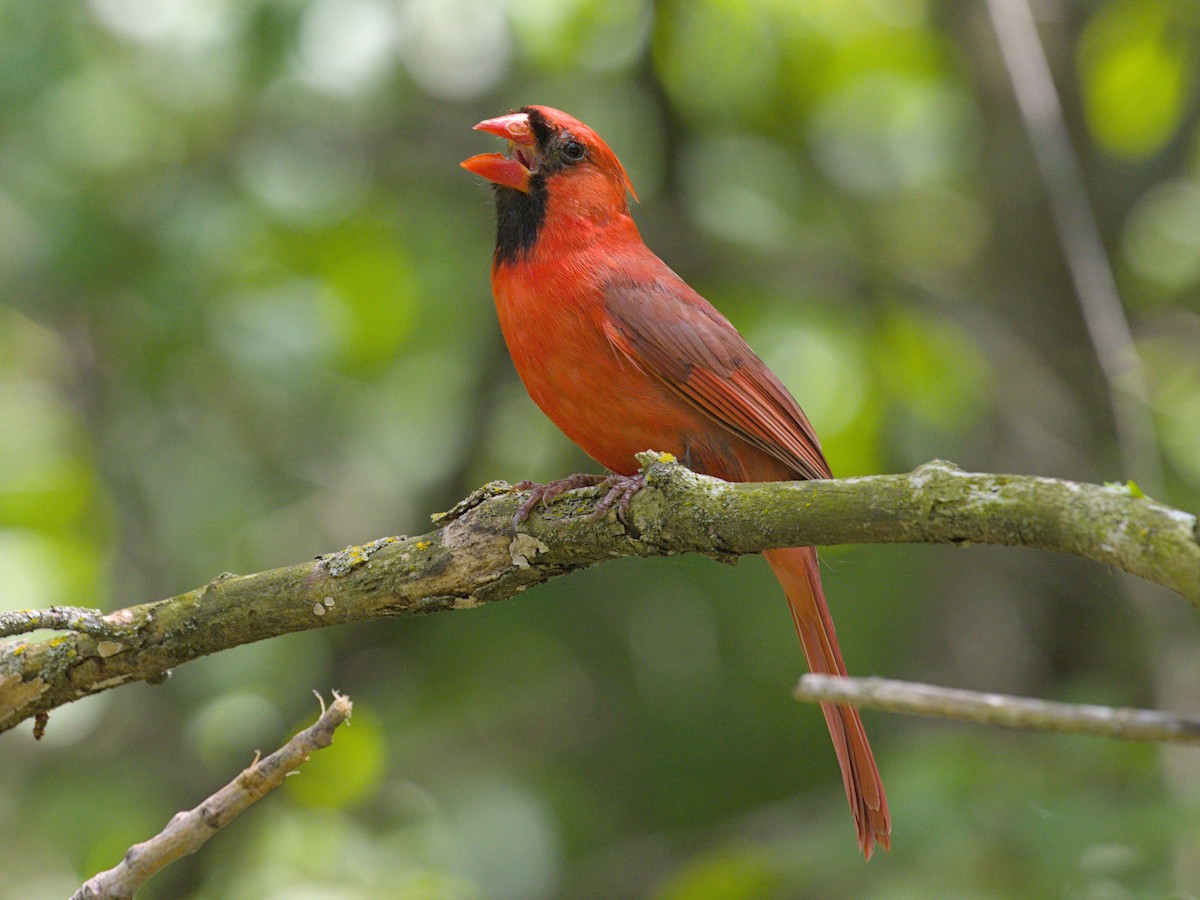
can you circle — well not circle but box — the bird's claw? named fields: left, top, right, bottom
left=512, top=472, right=647, bottom=527
left=513, top=474, right=606, bottom=527
left=591, top=473, right=645, bottom=522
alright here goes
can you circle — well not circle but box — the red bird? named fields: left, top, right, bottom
left=462, top=106, right=890, bottom=857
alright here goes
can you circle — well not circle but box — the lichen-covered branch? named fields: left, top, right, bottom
left=72, top=692, right=352, bottom=900
left=2, top=456, right=1197, bottom=736
left=795, top=675, right=1200, bottom=744
left=0, top=606, right=121, bottom=640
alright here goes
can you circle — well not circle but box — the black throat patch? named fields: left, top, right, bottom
left=492, top=174, right=548, bottom=268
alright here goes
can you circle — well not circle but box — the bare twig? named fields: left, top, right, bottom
left=72, top=692, right=353, bottom=900
left=0, top=606, right=127, bottom=640
left=796, top=675, right=1200, bottom=744
left=2, top=457, right=1197, bottom=736
left=985, top=0, right=1165, bottom=495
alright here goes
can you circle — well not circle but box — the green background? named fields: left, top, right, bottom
left=3, top=1, right=1200, bottom=896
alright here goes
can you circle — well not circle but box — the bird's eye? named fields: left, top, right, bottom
left=562, top=139, right=586, bottom=161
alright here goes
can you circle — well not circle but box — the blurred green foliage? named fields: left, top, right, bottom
left=2, top=0, right=1200, bottom=896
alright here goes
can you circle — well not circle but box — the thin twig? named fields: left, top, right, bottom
left=72, top=692, right=353, bottom=900
left=796, top=675, right=1200, bottom=744
left=0, top=606, right=127, bottom=640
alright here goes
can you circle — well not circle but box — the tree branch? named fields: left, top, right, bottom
left=796, top=675, right=1200, bottom=744
left=72, top=692, right=353, bottom=900
left=2, top=456, right=1197, bottom=736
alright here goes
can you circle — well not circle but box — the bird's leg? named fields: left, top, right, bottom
left=513, top=474, right=607, bottom=526
left=512, top=472, right=648, bottom=527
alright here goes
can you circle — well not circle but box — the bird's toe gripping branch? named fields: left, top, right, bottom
left=591, top=473, right=646, bottom=521
left=512, top=474, right=608, bottom=527
left=511, top=467, right=658, bottom=528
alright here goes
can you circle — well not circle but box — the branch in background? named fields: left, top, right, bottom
left=985, top=0, right=1165, bottom=496
left=2, top=456, right=1197, bottom=736
left=796, top=675, right=1200, bottom=745
left=72, top=692, right=352, bottom=900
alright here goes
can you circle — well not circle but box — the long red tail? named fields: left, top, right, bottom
left=765, top=546, right=890, bottom=858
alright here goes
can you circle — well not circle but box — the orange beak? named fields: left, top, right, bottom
left=461, top=112, right=537, bottom=193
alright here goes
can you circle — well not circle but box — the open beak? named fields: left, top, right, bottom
left=460, top=112, right=537, bottom=193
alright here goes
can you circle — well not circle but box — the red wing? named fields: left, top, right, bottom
left=603, top=277, right=831, bottom=481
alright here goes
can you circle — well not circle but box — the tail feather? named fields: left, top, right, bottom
left=765, top=546, right=891, bottom=859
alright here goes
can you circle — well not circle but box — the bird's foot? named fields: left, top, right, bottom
left=513, top=474, right=607, bottom=527
left=591, top=473, right=645, bottom=522
left=512, top=472, right=647, bottom=527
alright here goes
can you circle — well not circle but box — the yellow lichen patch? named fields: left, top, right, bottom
left=657, top=452, right=677, bottom=463
left=415, top=540, right=431, bottom=551
left=319, top=535, right=403, bottom=577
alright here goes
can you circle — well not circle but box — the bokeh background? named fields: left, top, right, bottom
left=3, top=0, right=1200, bottom=896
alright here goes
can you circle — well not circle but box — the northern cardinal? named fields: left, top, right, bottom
left=462, top=106, right=890, bottom=857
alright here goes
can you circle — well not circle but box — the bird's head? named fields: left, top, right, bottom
left=462, top=105, right=637, bottom=206
left=462, top=106, right=639, bottom=264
